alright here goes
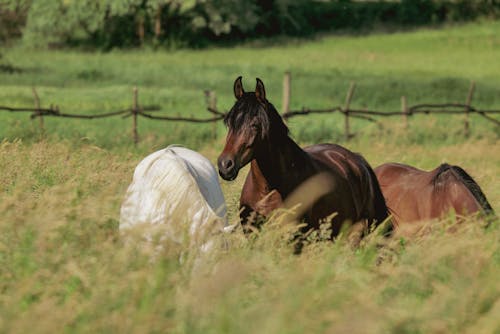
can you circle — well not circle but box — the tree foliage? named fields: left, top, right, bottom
left=2, top=0, right=499, bottom=49
left=17, top=0, right=259, bottom=48
left=0, top=0, right=30, bottom=43
left=190, top=0, right=259, bottom=35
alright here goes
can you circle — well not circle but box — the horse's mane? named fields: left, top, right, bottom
left=224, top=93, right=289, bottom=140
left=433, top=163, right=494, bottom=215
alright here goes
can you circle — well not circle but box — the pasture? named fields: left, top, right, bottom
left=0, top=22, right=499, bottom=333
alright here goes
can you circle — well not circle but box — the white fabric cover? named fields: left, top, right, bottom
left=120, top=145, right=227, bottom=249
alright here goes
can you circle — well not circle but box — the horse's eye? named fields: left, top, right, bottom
left=251, top=124, right=259, bottom=131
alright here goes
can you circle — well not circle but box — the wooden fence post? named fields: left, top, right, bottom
left=282, top=72, right=291, bottom=119
left=132, top=87, right=139, bottom=145
left=464, top=81, right=475, bottom=138
left=210, top=90, right=217, bottom=140
left=32, top=87, right=44, bottom=137
left=344, top=82, right=356, bottom=141
left=401, top=95, right=408, bottom=130
left=154, top=4, right=163, bottom=39
left=137, top=15, right=145, bottom=47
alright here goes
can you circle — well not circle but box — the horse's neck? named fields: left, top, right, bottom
left=255, top=136, right=316, bottom=198
left=249, top=160, right=269, bottom=192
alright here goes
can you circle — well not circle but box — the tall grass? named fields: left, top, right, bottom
left=0, top=22, right=499, bottom=333
left=0, top=138, right=498, bottom=333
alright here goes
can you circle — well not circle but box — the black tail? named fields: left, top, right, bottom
left=357, top=156, right=391, bottom=235
left=367, top=164, right=391, bottom=224
left=435, top=163, right=495, bottom=216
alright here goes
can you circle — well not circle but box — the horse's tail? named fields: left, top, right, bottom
left=367, top=164, right=391, bottom=225
left=357, top=156, right=390, bottom=233
left=435, top=163, right=495, bottom=217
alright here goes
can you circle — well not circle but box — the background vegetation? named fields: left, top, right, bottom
left=1, top=0, right=500, bottom=49
left=0, top=8, right=499, bottom=334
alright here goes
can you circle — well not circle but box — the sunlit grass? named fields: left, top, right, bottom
left=0, top=139, right=498, bottom=333
left=0, top=21, right=499, bottom=333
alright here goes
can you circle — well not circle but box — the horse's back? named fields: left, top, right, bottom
left=304, top=143, right=367, bottom=179
left=303, top=143, right=388, bottom=225
left=375, top=163, right=435, bottom=223
left=375, top=162, right=491, bottom=224
left=304, top=143, right=378, bottom=177
left=375, top=162, right=424, bottom=183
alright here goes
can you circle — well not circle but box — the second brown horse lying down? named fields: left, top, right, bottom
left=217, top=77, right=389, bottom=240
left=374, top=162, right=494, bottom=226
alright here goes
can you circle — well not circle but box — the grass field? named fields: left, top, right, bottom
left=0, top=22, right=499, bottom=333
left=1, top=21, right=500, bottom=150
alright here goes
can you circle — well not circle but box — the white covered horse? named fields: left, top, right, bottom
left=120, top=145, right=228, bottom=252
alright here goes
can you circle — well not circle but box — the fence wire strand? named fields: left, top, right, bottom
left=1, top=84, right=499, bottom=144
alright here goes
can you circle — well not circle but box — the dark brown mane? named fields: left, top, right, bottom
left=224, top=92, right=289, bottom=140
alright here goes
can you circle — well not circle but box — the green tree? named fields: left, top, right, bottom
left=20, top=0, right=258, bottom=48
left=20, top=0, right=199, bottom=48
left=190, top=0, right=259, bottom=36
left=22, top=0, right=108, bottom=47
left=0, top=0, right=30, bottom=43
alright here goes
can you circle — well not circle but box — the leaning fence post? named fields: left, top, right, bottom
left=344, top=82, right=356, bottom=141
left=464, top=81, right=475, bottom=138
left=401, top=95, right=408, bottom=130
left=210, top=91, right=217, bottom=140
left=32, top=87, right=44, bottom=137
left=282, top=72, right=291, bottom=120
left=132, top=87, right=139, bottom=145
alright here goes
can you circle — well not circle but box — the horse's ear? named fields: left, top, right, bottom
left=255, top=78, right=266, bottom=103
left=234, top=76, right=245, bottom=100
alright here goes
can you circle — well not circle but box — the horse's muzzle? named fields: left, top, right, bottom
left=218, top=155, right=239, bottom=181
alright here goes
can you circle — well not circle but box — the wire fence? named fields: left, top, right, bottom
left=1, top=73, right=499, bottom=144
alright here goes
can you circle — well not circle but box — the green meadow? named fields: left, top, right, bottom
left=1, top=21, right=500, bottom=149
left=0, top=22, right=499, bottom=333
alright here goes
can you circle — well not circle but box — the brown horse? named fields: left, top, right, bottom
left=374, top=162, right=494, bottom=226
left=217, top=77, right=389, bottom=240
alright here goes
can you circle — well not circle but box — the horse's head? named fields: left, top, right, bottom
left=217, top=76, right=287, bottom=181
